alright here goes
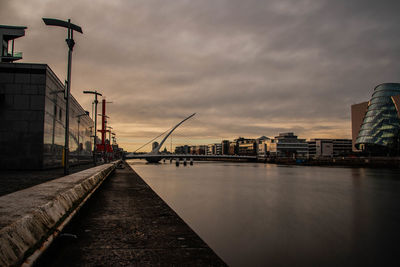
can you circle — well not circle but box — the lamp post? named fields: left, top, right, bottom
left=83, top=90, right=102, bottom=165
left=43, top=18, right=83, bottom=175
left=76, top=112, right=89, bottom=165
left=106, top=126, right=113, bottom=161
left=98, top=113, right=109, bottom=163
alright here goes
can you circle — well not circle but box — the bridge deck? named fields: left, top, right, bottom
left=126, top=154, right=257, bottom=160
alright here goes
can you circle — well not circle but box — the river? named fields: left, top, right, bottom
left=127, top=160, right=400, bottom=266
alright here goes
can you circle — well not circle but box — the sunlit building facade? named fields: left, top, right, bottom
left=354, top=83, right=400, bottom=156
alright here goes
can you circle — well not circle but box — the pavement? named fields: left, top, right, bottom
left=0, top=163, right=98, bottom=197
left=35, top=162, right=227, bottom=266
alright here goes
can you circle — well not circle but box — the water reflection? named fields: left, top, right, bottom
left=128, top=160, right=400, bottom=267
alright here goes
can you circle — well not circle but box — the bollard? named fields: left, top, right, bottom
left=183, top=158, right=187, bottom=166
left=190, top=158, right=193, bottom=165
left=176, top=159, right=180, bottom=166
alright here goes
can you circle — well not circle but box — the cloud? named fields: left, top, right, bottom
left=2, top=0, right=400, bottom=151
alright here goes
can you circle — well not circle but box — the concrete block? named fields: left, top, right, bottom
left=31, top=74, right=46, bottom=85
left=13, top=95, right=30, bottom=110
left=14, top=73, right=31, bottom=84
left=30, top=95, right=45, bottom=110
left=0, top=162, right=119, bottom=266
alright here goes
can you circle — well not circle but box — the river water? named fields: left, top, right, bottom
left=128, top=160, right=400, bottom=266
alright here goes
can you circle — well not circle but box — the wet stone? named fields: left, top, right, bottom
left=36, top=162, right=226, bottom=266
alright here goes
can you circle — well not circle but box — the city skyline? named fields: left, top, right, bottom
left=2, top=0, right=400, bottom=151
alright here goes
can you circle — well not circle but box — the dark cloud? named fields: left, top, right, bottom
left=2, top=0, right=400, bottom=151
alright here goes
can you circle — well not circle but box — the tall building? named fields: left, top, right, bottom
left=221, top=140, right=230, bottom=155
left=353, top=83, right=400, bottom=156
left=0, top=25, right=93, bottom=169
left=351, top=101, right=369, bottom=151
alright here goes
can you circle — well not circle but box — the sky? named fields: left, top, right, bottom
left=1, top=0, right=400, bottom=152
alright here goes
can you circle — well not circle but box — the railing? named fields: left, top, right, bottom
left=12, top=51, right=23, bottom=58
left=1, top=51, right=23, bottom=62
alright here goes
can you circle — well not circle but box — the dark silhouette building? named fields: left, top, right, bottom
left=0, top=25, right=93, bottom=169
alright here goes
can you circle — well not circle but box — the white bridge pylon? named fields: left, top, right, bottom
left=150, top=113, right=196, bottom=155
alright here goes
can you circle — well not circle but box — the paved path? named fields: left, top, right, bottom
left=0, top=163, right=97, bottom=196
left=36, top=162, right=226, bottom=266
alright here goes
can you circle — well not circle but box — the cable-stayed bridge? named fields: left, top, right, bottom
left=125, top=113, right=257, bottom=163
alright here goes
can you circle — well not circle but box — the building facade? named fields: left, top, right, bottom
left=351, top=101, right=369, bottom=151
left=308, top=139, right=352, bottom=158
left=0, top=62, right=93, bottom=169
left=353, top=83, right=400, bottom=156
left=207, top=143, right=222, bottom=155
left=265, top=132, right=308, bottom=158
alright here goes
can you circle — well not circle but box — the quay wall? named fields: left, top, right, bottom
left=0, top=160, right=120, bottom=266
left=259, top=157, right=400, bottom=168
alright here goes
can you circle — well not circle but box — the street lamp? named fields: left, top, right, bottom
left=43, top=18, right=83, bottom=175
left=76, top=111, right=89, bottom=165
left=83, top=90, right=102, bottom=165
left=106, top=126, right=113, bottom=161
left=98, top=113, right=109, bottom=162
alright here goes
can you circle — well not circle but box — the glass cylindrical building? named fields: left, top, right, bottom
left=355, top=83, right=400, bottom=155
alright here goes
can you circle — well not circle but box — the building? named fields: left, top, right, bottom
left=308, top=139, right=352, bottom=158
left=190, top=145, right=206, bottom=155
left=265, top=132, right=308, bottom=158
left=353, top=83, right=400, bottom=156
left=256, top=136, right=270, bottom=157
left=175, top=145, right=190, bottom=154
left=1, top=25, right=27, bottom=63
left=0, top=25, right=93, bottom=169
left=221, top=140, right=230, bottom=155
left=351, top=101, right=369, bottom=151
left=152, top=141, right=159, bottom=151
left=207, top=143, right=222, bottom=155
left=233, top=137, right=256, bottom=156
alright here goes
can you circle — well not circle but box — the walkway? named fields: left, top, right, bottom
left=0, top=162, right=97, bottom=196
left=36, top=162, right=226, bottom=266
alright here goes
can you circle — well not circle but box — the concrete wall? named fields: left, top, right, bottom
left=0, top=161, right=119, bottom=266
left=0, top=63, right=46, bottom=169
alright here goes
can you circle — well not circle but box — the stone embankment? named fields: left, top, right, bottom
left=259, top=157, right=400, bottom=168
left=0, top=161, right=120, bottom=266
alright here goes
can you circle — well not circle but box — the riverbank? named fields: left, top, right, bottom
left=0, top=162, right=102, bottom=197
left=258, top=156, right=400, bottom=168
left=0, top=162, right=119, bottom=266
left=35, top=161, right=227, bottom=266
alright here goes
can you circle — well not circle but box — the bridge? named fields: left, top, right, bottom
left=125, top=113, right=257, bottom=163
left=125, top=153, right=257, bottom=162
